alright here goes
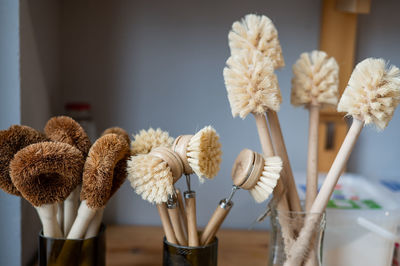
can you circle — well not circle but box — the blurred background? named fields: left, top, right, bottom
left=1, top=0, right=400, bottom=265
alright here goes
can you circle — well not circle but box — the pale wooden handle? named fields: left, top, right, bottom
left=57, top=202, right=64, bottom=236
left=67, top=200, right=97, bottom=239
left=157, top=203, right=177, bottom=244
left=36, top=204, right=63, bottom=238
left=267, top=111, right=302, bottom=212
left=84, top=209, right=104, bottom=238
left=185, top=192, right=199, bottom=246
left=201, top=201, right=232, bottom=246
left=168, top=206, right=188, bottom=246
left=176, top=188, right=187, bottom=232
left=305, top=106, right=319, bottom=211
left=64, top=186, right=80, bottom=236
left=254, top=113, right=274, bottom=157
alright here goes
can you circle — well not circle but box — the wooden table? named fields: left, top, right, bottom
left=106, top=226, right=270, bottom=266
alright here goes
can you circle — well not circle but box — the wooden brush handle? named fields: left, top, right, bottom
left=64, top=186, right=80, bottom=236
left=84, top=209, right=104, bottom=239
left=157, top=203, right=177, bottom=244
left=36, top=204, right=63, bottom=238
left=67, top=200, right=97, bottom=239
left=57, top=202, right=64, bottom=236
left=201, top=200, right=233, bottom=246
left=176, top=188, right=187, bottom=231
left=267, top=111, right=302, bottom=212
left=185, top=191, right=199, bottom=246
left=168, top=205, right=188, bottom=246
left=305, top=105, right=320, bottom=211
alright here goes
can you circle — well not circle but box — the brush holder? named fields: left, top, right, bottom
left=268, top=205, right=326, bottom=266
left=163, top=237, right=218, bottom=266
left=38, top=224, right=106, bottom=266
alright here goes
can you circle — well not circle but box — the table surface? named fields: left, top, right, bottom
left=106, top=225, right=270, bottom=266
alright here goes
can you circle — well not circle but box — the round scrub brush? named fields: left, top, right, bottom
left=10, top=142, right=84, bottom=237
left=291, top=50, right=339, bottom=211
left=200, top=149, right=282, bottom=245
left=67, top=134, right=130, bottom=239
left=285, top=58, right=400, bottom=266
left=172, top=125, right=222, bottom=246
left=102, top=126, right=130, bottom=147
left=228, top=14, right=285, bottom=69
left=45, top=116, right=92, bottom=236
left=131, top=128, right=174, bottom=155
left=0, top=125, right=48, bottom=196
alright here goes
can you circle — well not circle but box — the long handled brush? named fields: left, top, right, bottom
left=10, top=142, right=84, bottom=238
left=201, top=149, right=282, bottom=245
left=285, top=58, right=400, bottom=266
left=291, top=51, right=339, bottom=211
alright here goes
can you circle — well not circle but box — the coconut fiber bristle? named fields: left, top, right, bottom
left=228, top=14, right=285, bottom=69
left=0, top=125, right=48, bottom=196
left=338, top=58, right=400, bottom=130
left=102, top=127, right=130, bottom=146
left=224, top=49, right=281, bottom=118
left=127, top=154, right=174, bottom=204
left=80, top=134, right=130, bottom=209
left=131, top=128, right=174, bottom=155
left=9, top=142, right=84, bottom=206
left=291, top=51, right=339, bottom=108
left=44, top=116, right=91, bottom=157
left=187, top=126, right=222, bottom=182
left=249, top=156, right=282, bottom=203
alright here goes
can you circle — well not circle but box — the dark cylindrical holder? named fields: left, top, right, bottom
left=38, top=225, right=106, bottom=266
left=163, top=237, right=218, bottom=266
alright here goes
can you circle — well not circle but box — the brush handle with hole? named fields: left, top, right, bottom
left=185, top=191, right=199, bottom=246
left=84, top=209, right=104, bottom=238
left=57, top=202, right=64, bottom=236
left=285, top=119, right=364, bottom=266
left=305, top=105, right=319, bottom=211
left=267, top=111, right=302, bottom=212
left=67, top=200, right=98, bottom=239
left=201, top=199, right=233, bottom=246
left=36, top=204, right=63, bottom=238
left=168, top=205, right=188, bottom=245
left=157, top=203, right=177, bottom=244
left=64, top=186, right=80, bottom=236
left=176, top=188, right=188, bottom=232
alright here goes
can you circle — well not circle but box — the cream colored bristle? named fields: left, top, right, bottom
left=224, top=49, right=281, bottom=119
left=131, top=128, right=174, bottom=155
left=187, top=126, right=222, bottom=182
left=229, top=14, right=284, bottom=69
left=338, top=58, right=400, bottom=130
left=291, top=51, right=339, bottom=108
left=127, top=154, right=174, bottom=204
left=249, top=156, right=282, bottom=203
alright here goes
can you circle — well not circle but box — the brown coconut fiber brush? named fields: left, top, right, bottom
left=172, top=125, right=222, bottom=246
left=67, top=133, right=130, bottom=239
left=285, top=58, right=400, bottom=266
left=200, top=148, right=282, bottom=245
left=10, top=142, right=84, bottom=238
left=291, top=51, right=339, bottom=211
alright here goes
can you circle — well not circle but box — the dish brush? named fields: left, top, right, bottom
left=131, top=128, right=174, bottom=155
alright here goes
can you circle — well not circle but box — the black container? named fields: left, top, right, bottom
left=38, top=225, right=106, bottom=266
left=163, top=237, right=218, bottom=266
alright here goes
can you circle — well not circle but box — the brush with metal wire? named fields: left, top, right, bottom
left=200, top=149, right=282, bottom=245
left=228, top=14, right=301, bottom=213
left=10, top=142, right=84, bottom=238
left=67, top=134, right=130, bottom=239
left=172, top=125, right=222, bottom=246
left=45, top=116, right=92, bottom=236
left=285, top=58, right=400, bottom=266
left=291, top=51, right=339, bottom=211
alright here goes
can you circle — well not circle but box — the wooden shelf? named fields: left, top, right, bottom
left=106, top=225, right=270, bottom=266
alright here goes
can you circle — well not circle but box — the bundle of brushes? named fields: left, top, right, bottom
left=223, top=13, right=400, bottom=265
left=0, top=116, right=130, bottom=241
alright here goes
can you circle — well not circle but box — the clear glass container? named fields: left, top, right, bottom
left=268, top=206, right=326, bottom=266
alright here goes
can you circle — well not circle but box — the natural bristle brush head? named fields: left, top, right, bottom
left=102, top=127, right=130, bottom=146
left=0, top=125, right=48, bottom=196
left=131, top=128, right=174, bottom=155
left=338, top=58, right=400, bottom=130
left=291, top=50, right=339, bottom=108
left=172, top=126, right=222, bottom=182
left=44, top=116, right=91, bottom=157
left=231, top=149, right=282, bottom=203
left=128, top=147, right=183, bottom=204
left=80, top=134, right=130, bottom=209
left=228, top=14, right=285, bottom=69
left=10, top=142, right=84, bottom=206
left=224, top=49, right=281, bottom=119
